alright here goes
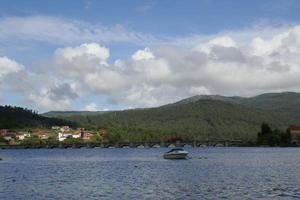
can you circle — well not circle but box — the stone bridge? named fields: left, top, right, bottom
left=0, top=140, right=247, bottom=149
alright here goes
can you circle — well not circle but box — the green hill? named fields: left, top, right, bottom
left=63, top=99, right=299, bottom=142
left=0, top=105, right=76, bottom=129
left=172, top=92, right=300, bottom=118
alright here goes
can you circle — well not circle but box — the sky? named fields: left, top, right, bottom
left=1, top=0, right=300, bottom=112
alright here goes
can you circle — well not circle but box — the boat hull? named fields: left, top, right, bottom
left=163, top=153, right=188, bottom=159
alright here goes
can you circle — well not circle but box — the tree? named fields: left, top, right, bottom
left=91, top=134, right=103, bottom=142
left=0, top=136, right=8, bottom=144
left=62, top=137, right=84, bottom=145
left=257, top=123, right=291, bottom=146
left=21, top=136, right=45, bottom=146
left=280, top=128, right=291, bottom=145
left=261, top=122, right=272, bottom=134
left=257, top=123, right=275, bottom=145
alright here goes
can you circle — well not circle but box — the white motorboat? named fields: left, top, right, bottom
left=163, top=148, right=189, bottom=159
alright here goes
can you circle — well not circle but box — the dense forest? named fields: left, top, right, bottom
left=173, top=92, right=300, bottom=118
left=0, top=106, right=76, bottom=129
left=257, top=123, right=291, bottom=146
left=61, top=99, right=299, bottom=142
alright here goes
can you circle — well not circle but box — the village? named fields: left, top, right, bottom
left=0, top=126, right=108, bottom=145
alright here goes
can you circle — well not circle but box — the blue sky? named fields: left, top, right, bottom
left=3, top=0, right=300, bottom=62
left=1, top=0, right=300, bottom=112
left=2, top=0, right=300, bottom=34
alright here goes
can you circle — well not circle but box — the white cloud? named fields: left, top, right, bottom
left=0, top=15, right=157, bottom=46
left=84, top=69, right=127, bottom=93
left=0, top=56, right=23, bottom=78
left=55, top=43, right=109, bottom=64
left=132, top=47, right=155, bottom=60
left=83, top=102, right=98, bottom=111
left=53, top=43, right=110, bottom=79
left=27, top=87, right=73, bottom=111
left=4, top=23, right=300, bottom=111
left=194, top=36, right=237, bottom=54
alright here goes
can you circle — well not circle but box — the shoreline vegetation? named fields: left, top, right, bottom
left=0, top=124, right=298, bottom=149
left=0, top=122, right=298, bottom=149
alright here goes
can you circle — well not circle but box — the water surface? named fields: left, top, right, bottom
left=1, top=147, right=300, bottom=199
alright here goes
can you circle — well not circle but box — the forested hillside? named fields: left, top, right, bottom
left=173, top=92, right=300, bottom=118
left=0, top=106, right=76, bottom=129
left=63, top=99, right=299, bottom=142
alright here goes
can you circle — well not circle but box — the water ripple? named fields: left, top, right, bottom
left=1, top=147, right=300, bottom=199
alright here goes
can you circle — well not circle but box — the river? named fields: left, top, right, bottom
left=1, top=147, right=300, bottom=199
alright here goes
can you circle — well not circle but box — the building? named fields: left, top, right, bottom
left=80, top=131, right=92, bottom=140
left=0, top=129, right=9, bottom=136
left=51, top=126, right=60, bottom=130
left=33, top=132, right=49, bottom=140
left=15, top=132, right=31, bottom=140
left=58, top=132, right=66, bottom=142
left=16, top=134, right=26, bottom=140
left=58, top=132, right=81, bottom=141
left=99, top=129, right=109, bottom=137
left=72, top=133, right=81, bottom=139
left=289, top=126, right=300, bottom=144
left=3, top=133, right=16, bottom=141
left=60, top=126, right=70, bottom=133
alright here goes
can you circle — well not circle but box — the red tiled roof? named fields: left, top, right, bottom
left=290, top=126, right=300, bottom=131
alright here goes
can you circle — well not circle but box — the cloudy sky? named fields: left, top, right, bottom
left=1, top=0, right=300, bottom=112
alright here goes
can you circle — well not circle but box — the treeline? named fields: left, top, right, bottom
left=0, top=105, right=76, bottom=129
left=257, top=122, right=291, bottom=146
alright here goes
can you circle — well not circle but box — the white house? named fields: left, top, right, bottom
left=58, top=132, right=81, bottom=141
left=51, top=126, right=60, bottom=130
left=16, top=132, right=31, bottom=140
left=60, top=126, right=70, bottom=133
left=58, top=132, right=67, bottom=141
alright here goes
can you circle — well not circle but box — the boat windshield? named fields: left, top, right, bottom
left=167, top=148, right=184, bottom=153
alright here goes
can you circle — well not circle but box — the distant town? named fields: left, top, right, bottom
left=0, top=126, right=109, bottom=147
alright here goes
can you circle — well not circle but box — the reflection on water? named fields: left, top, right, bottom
left=1, top=148, right=300, bottom=199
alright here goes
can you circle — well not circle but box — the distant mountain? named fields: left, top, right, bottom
left=0, top=106, right=76, bottom=129
left=173, top=92, right=300, bottom=118
left=42, top=111, right=109, bottom=118
left=171, top=94, right=239, bottom=105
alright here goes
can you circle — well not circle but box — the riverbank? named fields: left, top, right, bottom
left=0, top=142, right=298, bottom=149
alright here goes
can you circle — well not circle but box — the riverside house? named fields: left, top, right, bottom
left=3, top=133, right=16, bottom=141
left=58, top=126, right=81, bottom=141
left=16, top=132, right=31, bottom=140
left=80, top=130, right=92, bottom=140
left=0, top=129, right=9, bottom=136
left=289, top=126, right=300, bottom=144
left=1, top=129, right=31, bottom=141
left=60, top=126, right=70, bottom=132
left=58, top=131, right=81, bottom=141
left=0, top=129, right=16, bottom=141
left=33, top=132, right=50, bottom=140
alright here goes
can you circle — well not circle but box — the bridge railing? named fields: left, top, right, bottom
left=0, top=140, right=250, bottom=149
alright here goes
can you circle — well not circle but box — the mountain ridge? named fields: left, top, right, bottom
left=43, top=92, right=300, bottom=118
